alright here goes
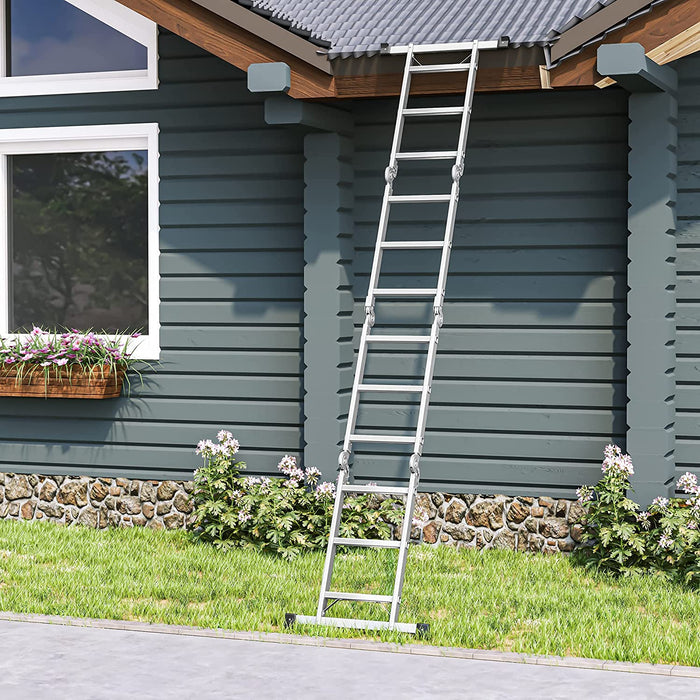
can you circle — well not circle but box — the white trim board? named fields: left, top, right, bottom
left=0, top=123, right=161, bottom=361
left=0, top=0, right=158, bottom=97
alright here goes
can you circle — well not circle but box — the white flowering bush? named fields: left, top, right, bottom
left=576, top=445, right=700, bottom=585
left=191, top=431, right=404, bottom=559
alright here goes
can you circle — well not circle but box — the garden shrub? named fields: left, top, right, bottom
left=577, top=445, right=700, bottom=586
left=191, top=431, right=410, bottom=559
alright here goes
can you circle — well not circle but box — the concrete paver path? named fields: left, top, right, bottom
left=0, top=619, right=699, bottom=699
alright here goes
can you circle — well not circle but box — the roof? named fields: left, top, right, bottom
left=236, top=0, right=622, bottom=58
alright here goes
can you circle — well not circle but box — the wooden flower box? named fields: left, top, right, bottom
left=0, top=366, right=126, bottom=399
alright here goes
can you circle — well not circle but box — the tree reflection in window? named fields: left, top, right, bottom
left=10, top=150, right=149, bottom=333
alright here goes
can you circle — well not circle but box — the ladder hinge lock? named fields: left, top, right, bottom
left=409, top=453, right=421, bottom=475
left=434, top=307, right=444, bottom=327
left=451, top=163, right=464, bottom=182
left=338, top=450, right=350, bottom=474
left=365, top=306, right=376, bottom=327
left=385, top=165, right=398, bottom=185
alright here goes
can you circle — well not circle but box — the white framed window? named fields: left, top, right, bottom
left=0, top=123, right=160, bottom=360
left=0, top=0, right=158, bottom=97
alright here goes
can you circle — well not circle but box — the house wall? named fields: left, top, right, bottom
left=0, top=29, right=631, bottom=499
left=349, top=89, right=629, bottom=497
left=675, top=52, right=700, bottom=483
left=0, top=32, right=306, bottom=481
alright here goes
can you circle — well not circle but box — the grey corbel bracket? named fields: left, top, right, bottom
left=264, top=95, right=353, bottom=135
left=597, top=43, right=677, bottom=94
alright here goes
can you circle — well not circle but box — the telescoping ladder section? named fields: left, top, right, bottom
left=288, top=39, right=505, bottom=636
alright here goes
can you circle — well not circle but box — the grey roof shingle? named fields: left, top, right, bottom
left=236, top=0, right=622, bottom=58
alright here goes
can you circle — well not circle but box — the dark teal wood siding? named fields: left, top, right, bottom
left=0, top=30, right=632, bottom=495
left=0, top=33, right=305, bottom=480
left=676, top=53, right=700, bottom=481
left=349, top=90, right=629, bottom=496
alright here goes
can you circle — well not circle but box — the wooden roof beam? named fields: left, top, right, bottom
left=115, top=0, right=334, bottom=98
left=550, top=0, right=700, bottom=89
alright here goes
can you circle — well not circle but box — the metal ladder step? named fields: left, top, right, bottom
left=409, top=63, right=472, bottom=73
left=349, top=434, right=415, bottom=444
left=395, top=151, right=457, bottom=161
left=388, top=194, right=452, bottom=204
left=365, top=335, right=431, bottom=343
left=342, top=484, right=410, bottom=496
left=357, top=383, right=423, bottom=393
left=403, top=106, right=464, bottom=117
left=334, top=538, right=402, bottom=549
left=325, top=592, right=394, bottom=604
left=380, top=241, right=444, bottom=249
left=372, top=288, right=438, bottom=297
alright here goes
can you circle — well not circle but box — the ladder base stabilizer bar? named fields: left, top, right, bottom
left=285, top=613, right=429, bottom=636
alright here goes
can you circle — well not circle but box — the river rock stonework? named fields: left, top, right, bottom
left=410, top=493, right=584, bottom=553
left=0, top=474, right=583, bottom=553
left=0, top=474, right=195, bottom=530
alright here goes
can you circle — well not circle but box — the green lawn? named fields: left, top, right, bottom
left=0, top=520, right=698, bottom=666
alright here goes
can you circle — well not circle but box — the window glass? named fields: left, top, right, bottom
left=10, top=150, right=149, bottom=333
left=9, top=0, right=148, bottom=76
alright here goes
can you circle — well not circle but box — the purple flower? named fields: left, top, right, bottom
left=131, top=332, right=141, bottom=338
left=54, top=358, right=69, bottom=366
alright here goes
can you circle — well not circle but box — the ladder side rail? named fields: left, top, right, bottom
left=433, top=45, right=479, bottom=314
left=413, top=47, right=480, bottom=459
left=345, top=46, right=415, bottom=450
left=342, top=310, right=375, bottom=453
left=364, top=46, right=414, bottom=311
left=389, top=469, right=420, bottom=625
left=316, top=468, right=349, bottom=619
left=412, top=312, right=441, bottom=457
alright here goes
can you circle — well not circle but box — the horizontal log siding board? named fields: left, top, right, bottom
left=0, top=32, right=305, bottom=481
left=350, top=90, right=628, bottom=497
left=674, top=53, right=700, bottom=485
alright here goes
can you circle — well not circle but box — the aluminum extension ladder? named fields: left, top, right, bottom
left=288, top=38, right=506, bottom=636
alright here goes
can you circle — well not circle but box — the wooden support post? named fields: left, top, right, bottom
left=302, top=133, right=354, bottom=476
left=599, top=44, right=678, bottom=505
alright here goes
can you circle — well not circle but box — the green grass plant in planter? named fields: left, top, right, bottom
left=191, top=431, right=411, bottom=559
left=0, top=326, right=147, bottom=398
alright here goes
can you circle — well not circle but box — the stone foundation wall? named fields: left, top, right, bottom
left=412, top=493, right=585, bottom=553
left=0, top=473, right=584, bottom=553
left=0, top=474, right=194, bottom=530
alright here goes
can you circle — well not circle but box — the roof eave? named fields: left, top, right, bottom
left=550, top=0, right=661, bottom=63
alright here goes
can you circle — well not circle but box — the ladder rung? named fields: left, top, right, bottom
left=395, top=152, right=457, bottom=161
left=388, top=195, right=452, bottom=204
left=342, top=484, right=410, bottom=496
left=333, top=538, right=401, bottom=549
left=365, top=335, right=431, bottom=343
left=372, top=288, right=438, bottom=296
left=349, top=434, right=415, bottom=444
left=380, top=241, right=444, bottom=249
left=409, top=63, right=472, bottom=73
left=402, top=106, right=464, bottom=117
left=357, top=384, right=423, bottom=392
left=325, top=591, right=394, bottom=604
